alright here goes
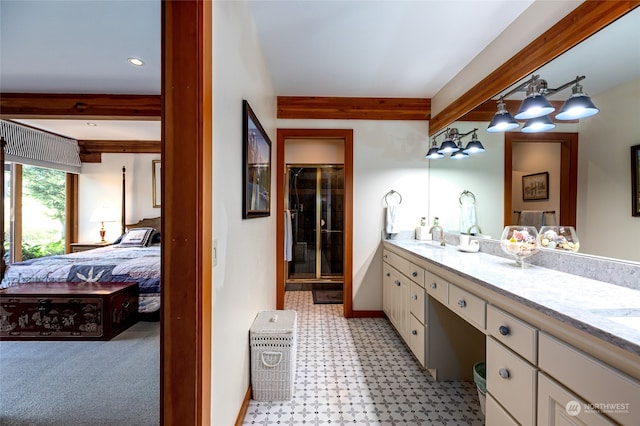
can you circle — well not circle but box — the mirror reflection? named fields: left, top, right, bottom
left=428, top=8, right=640, bottom=263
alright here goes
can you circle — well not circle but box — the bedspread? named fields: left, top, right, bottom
left=0, top=245, right=160, bottom=314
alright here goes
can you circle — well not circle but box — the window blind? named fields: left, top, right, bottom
left=0, top=119, right=82, bottom=174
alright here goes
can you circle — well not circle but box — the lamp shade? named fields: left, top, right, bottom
left=515, top=94, right=555, bottom=120
left=438, top=138, right=459, bottom=154
left=90, top=205, right=118, bottom=223
left=521, top=115, right=556, bottom=133
left=425, top=146, right=444, bottom=159
left=451, top=150, right=469, bottom=159
left=487, top=111, right=519, bottom=132
left=463, top=139, right=485, bottom=154
left=555, top=93, right=599, bottom=120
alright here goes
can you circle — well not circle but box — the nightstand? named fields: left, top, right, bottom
left=70, top=241, right=112, bottom=253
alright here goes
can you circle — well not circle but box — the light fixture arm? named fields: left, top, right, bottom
left=496, top=74, right=586, bottom=100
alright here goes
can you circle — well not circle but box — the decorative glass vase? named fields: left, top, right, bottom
left=500, top=226, right=539, bottom=267
left=538, top=226, right=579, bottom=252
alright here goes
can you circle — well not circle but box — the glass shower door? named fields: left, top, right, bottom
left=287, top=166, right=344, bottom=281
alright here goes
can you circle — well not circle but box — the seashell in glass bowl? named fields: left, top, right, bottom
left=538, top=226, right=580, bottom=252
left=500, top=226, right=539, bottom=267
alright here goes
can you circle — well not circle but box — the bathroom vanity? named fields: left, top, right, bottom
left=382, top=238, right=640, bottom=426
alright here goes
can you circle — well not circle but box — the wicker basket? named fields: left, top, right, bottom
left=250, top=310, right=297, bottom=401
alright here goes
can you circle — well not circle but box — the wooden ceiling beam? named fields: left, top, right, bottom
left=78, top=139, right=161, bottom=163
left=0, top=93, right=161, bottom=119
left=429, top=0, right=639, bottom=135
left=278, top=96, right=430, bottom=120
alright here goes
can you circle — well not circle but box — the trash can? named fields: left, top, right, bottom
left=250, top=310, right=297, bottom=401
left=473, top=362, right=486, bottom=415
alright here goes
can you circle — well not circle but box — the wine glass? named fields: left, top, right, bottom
left=500, top=226, right=539, bottom=267
left=538, top=226, right=580, bottom=252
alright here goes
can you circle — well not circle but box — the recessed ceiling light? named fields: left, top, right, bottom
left=87, top=122, right=97, bottom=126
left=128, top=57, right=144, bottom=67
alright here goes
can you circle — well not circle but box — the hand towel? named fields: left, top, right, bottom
left=385, top=204, right=401, bottom=235
left=519, top=210, right=543, bottom=229
left=459, top=203, right=477, bottom=234
left=284, top=210, right=293, bottom=261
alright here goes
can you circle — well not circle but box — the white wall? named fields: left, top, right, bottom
left=79, top=153, right=160, bottom=242
left=278, top=118, right=429, bottom=311
left=212, top=1, right=277, bottom=423
left=577, top=77, right=640, bottom=261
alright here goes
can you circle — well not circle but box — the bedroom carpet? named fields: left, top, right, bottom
left=0, top=321, right=160, bottom=426
left=311, top=289, right=343, bottom=304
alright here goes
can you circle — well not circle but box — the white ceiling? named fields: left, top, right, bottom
left=1, top=1, right=637, bottom=142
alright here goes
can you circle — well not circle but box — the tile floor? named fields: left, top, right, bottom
left=243, top=291, right=485, bottom=425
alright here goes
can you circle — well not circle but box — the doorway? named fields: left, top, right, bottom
left=503, top=132, right=578, bottom=228
left=286, top=165, right=344, bottom=284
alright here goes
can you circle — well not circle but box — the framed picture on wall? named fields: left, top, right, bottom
left=632, top=145, right=640, bottom=217
left=242, top=100, right=271, bottom=219
left=152, top=160, right=161, bottom=208
left=522, top=171, right=549, bottom=201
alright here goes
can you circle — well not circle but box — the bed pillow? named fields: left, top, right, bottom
left=118, top=227, right=156, bottom=247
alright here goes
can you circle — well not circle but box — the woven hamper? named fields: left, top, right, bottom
left=250, top=310, right=297, bottom=401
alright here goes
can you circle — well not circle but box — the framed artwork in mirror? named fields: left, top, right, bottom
left=242, top=100, right=271, bottom=219
left=632, top=145, right=640, bottom=217
left=152, top=160, right=161, bottom=208
left=522, top=172, right=549, bottom=201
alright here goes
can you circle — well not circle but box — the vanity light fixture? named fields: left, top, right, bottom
left=555, top=77, right=599, bottom=120
left=425, top=137, right=444, bottom=159
left=427, top=128, right=483, bottom=160
left=128, top=57, right=144, bottom=67
left=487, top=99, right=519, bottom=132
left=487, top=74, right=599, bottom=133
left=521, top=115, right=556, bottom=133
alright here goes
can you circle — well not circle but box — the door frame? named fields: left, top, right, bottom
left=276, top=129, right=354, bottom=317
left=503, top=132, right=578, bottom=228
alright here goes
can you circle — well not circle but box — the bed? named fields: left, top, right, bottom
left=0, top=217, right=162, bottom=319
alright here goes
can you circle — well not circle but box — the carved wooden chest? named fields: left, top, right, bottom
left=0, top=282, right=138, bottom=340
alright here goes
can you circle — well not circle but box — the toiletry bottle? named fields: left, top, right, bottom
left=432, top=217, right=441, bottom=241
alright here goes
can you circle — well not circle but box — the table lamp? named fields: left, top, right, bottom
left=90, top=205, right=118, bottom=242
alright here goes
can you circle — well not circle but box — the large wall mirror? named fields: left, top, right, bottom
left=428, top=7, right=640, bottom=263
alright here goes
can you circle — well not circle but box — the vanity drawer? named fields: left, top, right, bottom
left=487, top=337, right=537, bottom=426
left=538, top=332, right=640, bottom=425
left=408, top=314, right=425, bottom=367
left=425, top=270, right=448, bottom=305
left=486, top=392, right=519, bottom=426
left=382, top=249, right=425, bottom=287
left=487, top=305, right=537, bottom=364
left=410, top=282, right=425, bottom=324
left=448, top=284, right=485, bottom=330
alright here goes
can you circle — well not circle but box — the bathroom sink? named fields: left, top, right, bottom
left=419, top=240, right=446, bottom=249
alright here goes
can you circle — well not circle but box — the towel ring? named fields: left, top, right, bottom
left=459, top=190, right=476, bottom=205
left=385, top=190, right=402, bottom=206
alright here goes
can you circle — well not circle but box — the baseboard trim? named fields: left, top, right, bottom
left=234, top=385, right=252, bottom=426
left=352, top=310, right=385, bottom=318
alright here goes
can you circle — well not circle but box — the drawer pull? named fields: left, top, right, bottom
left=498, top=368, right=510, bottom=379
left=457, top=299, right=466, bottom=308
left=430, top=282, right=437, bottom=289
left=411, top=330, right=418, bottom=336
left=395, top=280, right=401, bottom=287
left=499, top=325, right=510, bottom=336
left=412, top=271, right=418, bottom=277
left=412, top=294, right=418, bottom=301
left=386, top=272, right=390, bottom=277
left=383, top=254, right=388, bottom=259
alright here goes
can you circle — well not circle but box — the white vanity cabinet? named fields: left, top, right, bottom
left=382, top=249, right=426, bottom=366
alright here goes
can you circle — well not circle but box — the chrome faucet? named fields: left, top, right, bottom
left=467, top=224, right=482, bottom=235
left=429, top=225, right=446, bottom=246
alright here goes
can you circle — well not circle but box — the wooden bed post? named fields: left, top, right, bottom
left=121, top=166, right=126, bottom=234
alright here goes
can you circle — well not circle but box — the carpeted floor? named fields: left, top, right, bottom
left=312, top=289, right=343, bottom=304
left=0, top=321, right=160, bottom=425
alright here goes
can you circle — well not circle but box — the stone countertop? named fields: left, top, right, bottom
left=384, top=238, right=640, bottom=356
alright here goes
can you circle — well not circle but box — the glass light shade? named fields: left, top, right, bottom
left=425, top=146, right=444, bottom=159
left=521, top=115, right=556, bottom=133
left=514, top=94, right=555, bottom=120
left=487, top=111, right=520, bottom=132
left=555, top=94, right=599, bottom=120
left=538, top=226, right=579, bottom=252
left=500, top=226, right=539, bottom=267
left=437, top=138, right=459, bottom=154
left=463, top=140, right=485, bottom=154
